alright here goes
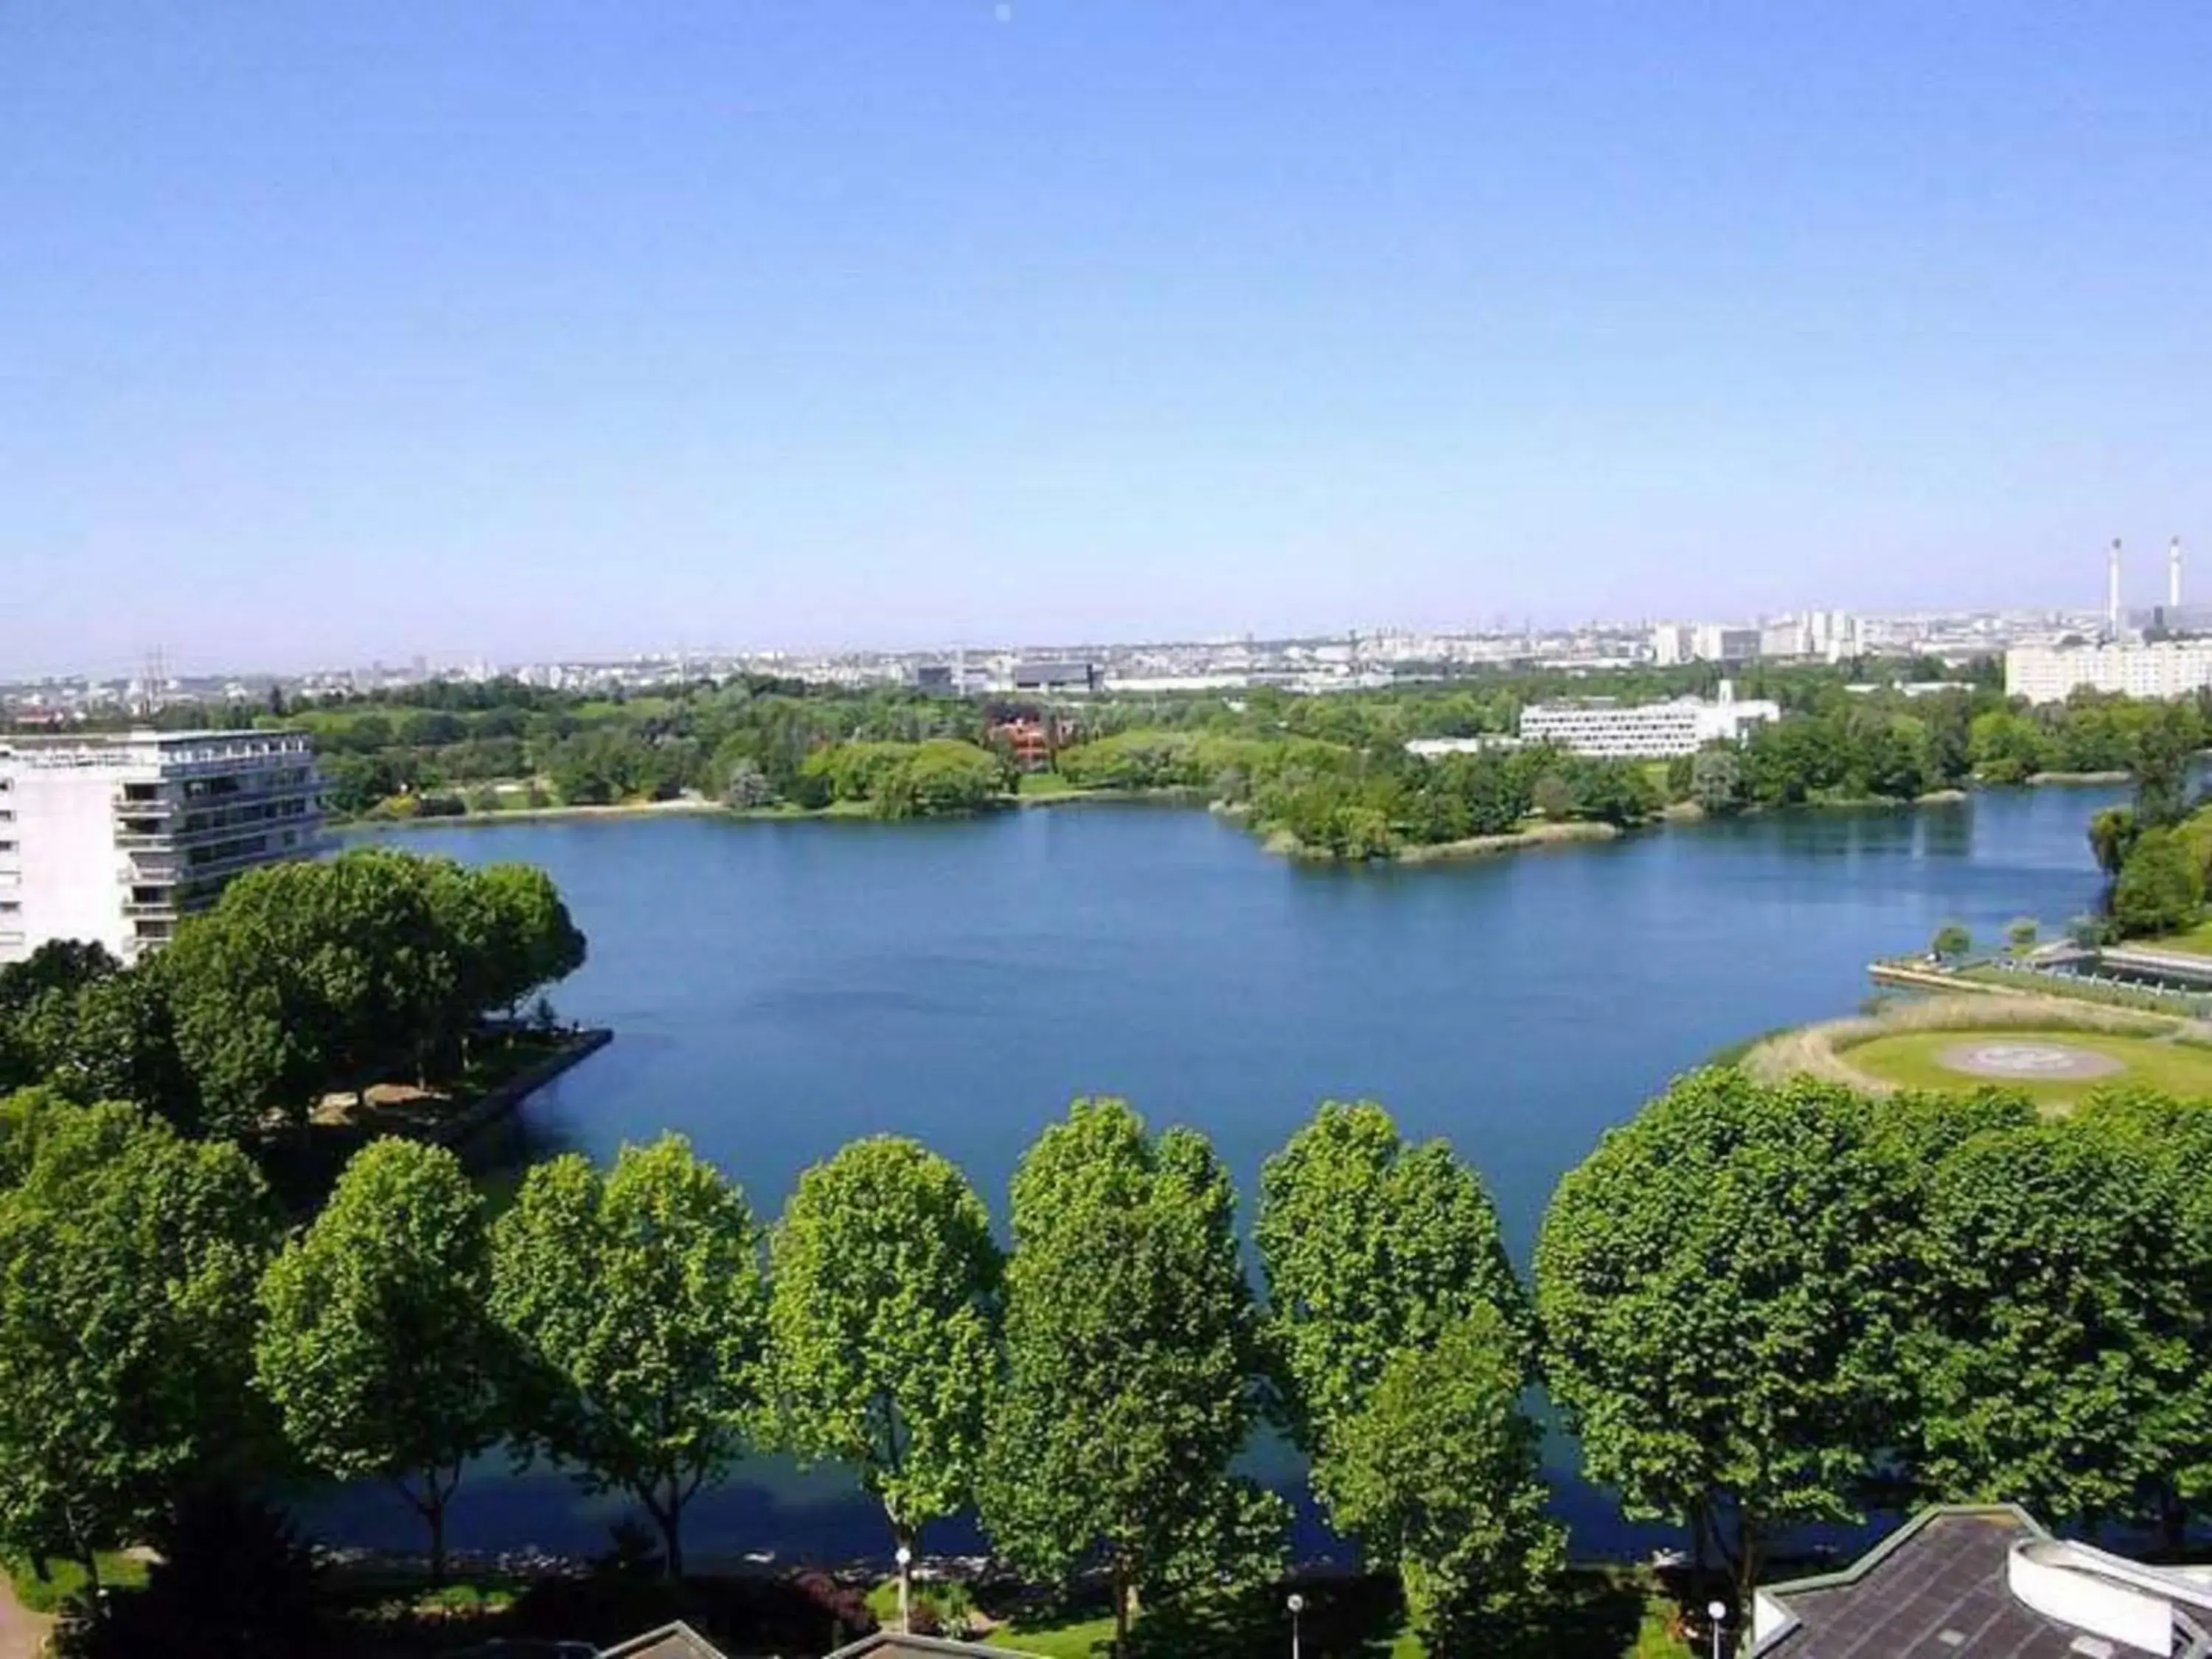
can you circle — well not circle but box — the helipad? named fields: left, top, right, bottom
left=1934, top=1040, right=2126, bottom=1081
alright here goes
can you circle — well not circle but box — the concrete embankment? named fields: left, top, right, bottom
left=435, top=1028, right=613, bottom=1149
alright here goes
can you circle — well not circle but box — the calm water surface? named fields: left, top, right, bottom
left=312, top=786, right=2118, bottom=1563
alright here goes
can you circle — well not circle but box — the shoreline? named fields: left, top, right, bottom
left=341, top=771, right=2121, bottom=851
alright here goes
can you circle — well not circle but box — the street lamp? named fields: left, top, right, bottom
left=1287, top=1591, right=1304, bottom=1659
left=1708, top=1598, right=1729, bottom=1659
left=895, top=1545, right=913, bottom=1634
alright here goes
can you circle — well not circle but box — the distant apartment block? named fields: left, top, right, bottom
left=1651, top=622, right=1762, bottom=665
left=0, top=729, right=322, bottom=965
left=2005, top=640, right=2212, bottom=705
left=1517, top=683, right=1781, bottom=758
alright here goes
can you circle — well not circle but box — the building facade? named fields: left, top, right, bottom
left=0, top=729, right=322, bottom=965
left=2004, top=640, right=2212, bottom=704
left=1517, top=686, right=1781, bottom=758
left=1652, top=622, right=1764, bottom=666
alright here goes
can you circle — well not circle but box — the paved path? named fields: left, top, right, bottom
left=0, top=1574, right=52, bottom=1659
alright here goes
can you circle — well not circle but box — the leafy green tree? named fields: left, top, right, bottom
left=0, top=942, right=122, bottom=1093
left=0, top=1102, right=275, bottom=1588
left=1968, top=710, right=2053, bottom=785
left=979, top=1099, right=1281, bottom=1653
left=1256, top=1101, right=1526, bottom=1455
left=158, top=871, right=339, bottom=1135
left=2070, top=1092, right=2212, bottom=1543
left=44, top=967, right=201, bottom=1127
left=770, top=1138, right=1001, bottom=1617
left=1689, top=746, right=1747, bottom=815
left=492, top=1135, right=770, bottom=1578
left=1928, top=922, right=1972, bottom=962
left=2003, top=917, right=2039, bottom=956
left=1534, top=1071, right=1899, bottom=1607
left=2088, top=804, right=2140, bottom=876
left=1896, top=1112, right=2202, bottom=1528
left=2110, top=826, right=2205, bottom=937
left=2126, top=700, right=2202, bottom=827
left=724, top=757, right=776, bottom=809
left=1323, top=1308, right=1562, bottom=1655
left=254, top=1138, right=504, bottom=1585
left=473, top=863, right=588, bottom=1015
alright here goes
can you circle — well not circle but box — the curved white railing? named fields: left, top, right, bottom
left=2009, top=1538, right=2212, bottom=1657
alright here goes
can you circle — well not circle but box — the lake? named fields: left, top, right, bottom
left=310, top=785, right=2120, bottom=1565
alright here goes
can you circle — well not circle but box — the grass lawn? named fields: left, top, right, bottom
left=1017, top=772, right=1082, bottom=799
left=984, top=1613, right=1120, bottom=1657
left=4, top=1551, right=149, bottom=1614
left=861, top=1569, right=1677, bottom=1659
left=2140, top=917, right=2212, bottom=956
left=1844, top=1027, right=2212, bottom=1106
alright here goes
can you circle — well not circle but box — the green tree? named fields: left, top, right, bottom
left=769, top=1138, right=1001, bottom=1618
left=1534, top=1071, right=1899, bottom=1609
left=491, top=1135, right=769, bottom=1578
left=2003, top=917, right=2039, bottom=956
left=1967, top=710, right=2051, bottom=784
left=978, top=1099, right=1281, bottom=1653
left=2110, top=826, right=2205, bottom=937
left=1928, top=922, right=1972, bottom=962
left=254, top=1138, right=505, bottom=1585
left=724, top=756, right=776, bottom=809
left=1689, top=746, right=1748, bottom=815
left=1895, top=1112, right=2200, bottom=1528
left=2087, top=804, right=2140, bottom=877
left=2070, top=1092, right=2212, bottom=1543
left=1256, top=1101, right=1526, bottom=1455
left=1323, top=1308, right=1562, bottom=1655
left=0, top=1102, right=275, bottom=1588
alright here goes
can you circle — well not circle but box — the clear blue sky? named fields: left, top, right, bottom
left=4, top=3, right=2208, bottom=675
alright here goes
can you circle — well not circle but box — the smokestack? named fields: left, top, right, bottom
left=2108, top=538, right=2123, bottom=636
left=2171, top=538, right=2184, bottom=610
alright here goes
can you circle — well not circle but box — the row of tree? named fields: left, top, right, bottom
left=0, top=849, right=587, bottom=1137
left=6, top=1077, right=2206, bottom=1653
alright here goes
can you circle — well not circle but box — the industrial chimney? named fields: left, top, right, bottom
left=2108, top=538, right=2123, bottom=636
left=2171, top=538, right=2184, bottom=610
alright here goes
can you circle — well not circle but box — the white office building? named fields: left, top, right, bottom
left=0, top=730, right=323, bottom=965
left=2005, top=640, right=2212, bottom=705
left=1518, top=683, right=1781, bottom=759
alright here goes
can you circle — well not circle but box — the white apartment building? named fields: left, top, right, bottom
left=1651, top=622, right=1763, bottom=666
left=0, top=729, right=323, bottom=965
left=2005, top=639, right=2212, bottom=705
left=1517, top=684, right=1781, bottom=758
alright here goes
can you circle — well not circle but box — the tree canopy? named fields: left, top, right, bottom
left=254, top=1137, right=506, bottom=1584
left=1534, top=1070, right=1902, bottom=1603
left=0, top=1099, right=276, bottom=1585
left=491, top=1134, right=770, bottom=1578
left=978, top=1099, right=1281, bottom=1652
left=771, top=1137, right=1001, bottom=1614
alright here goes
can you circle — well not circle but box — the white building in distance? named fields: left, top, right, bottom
left=2005, top=640, right=2212, bottom=705
left=1517, top=683, right=1781, bottom=758
left=0, top=729, right=323, bottom=965
left=1652, top=622, right=1762, bottom=665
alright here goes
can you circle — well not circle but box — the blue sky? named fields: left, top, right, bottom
left=4, top=3, right=2208, bottom=675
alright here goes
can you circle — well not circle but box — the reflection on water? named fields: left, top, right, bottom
left=304, top=786, right=2121, bottom=1565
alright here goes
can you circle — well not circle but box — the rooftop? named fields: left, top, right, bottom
left=1754, top=1506, right=2212, bottom=1658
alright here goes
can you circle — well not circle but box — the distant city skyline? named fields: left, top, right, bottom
left=4, top=4, right=2207, bottom=679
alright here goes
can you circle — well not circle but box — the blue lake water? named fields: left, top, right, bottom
left=310, top=785, right=2120, bottom=1566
